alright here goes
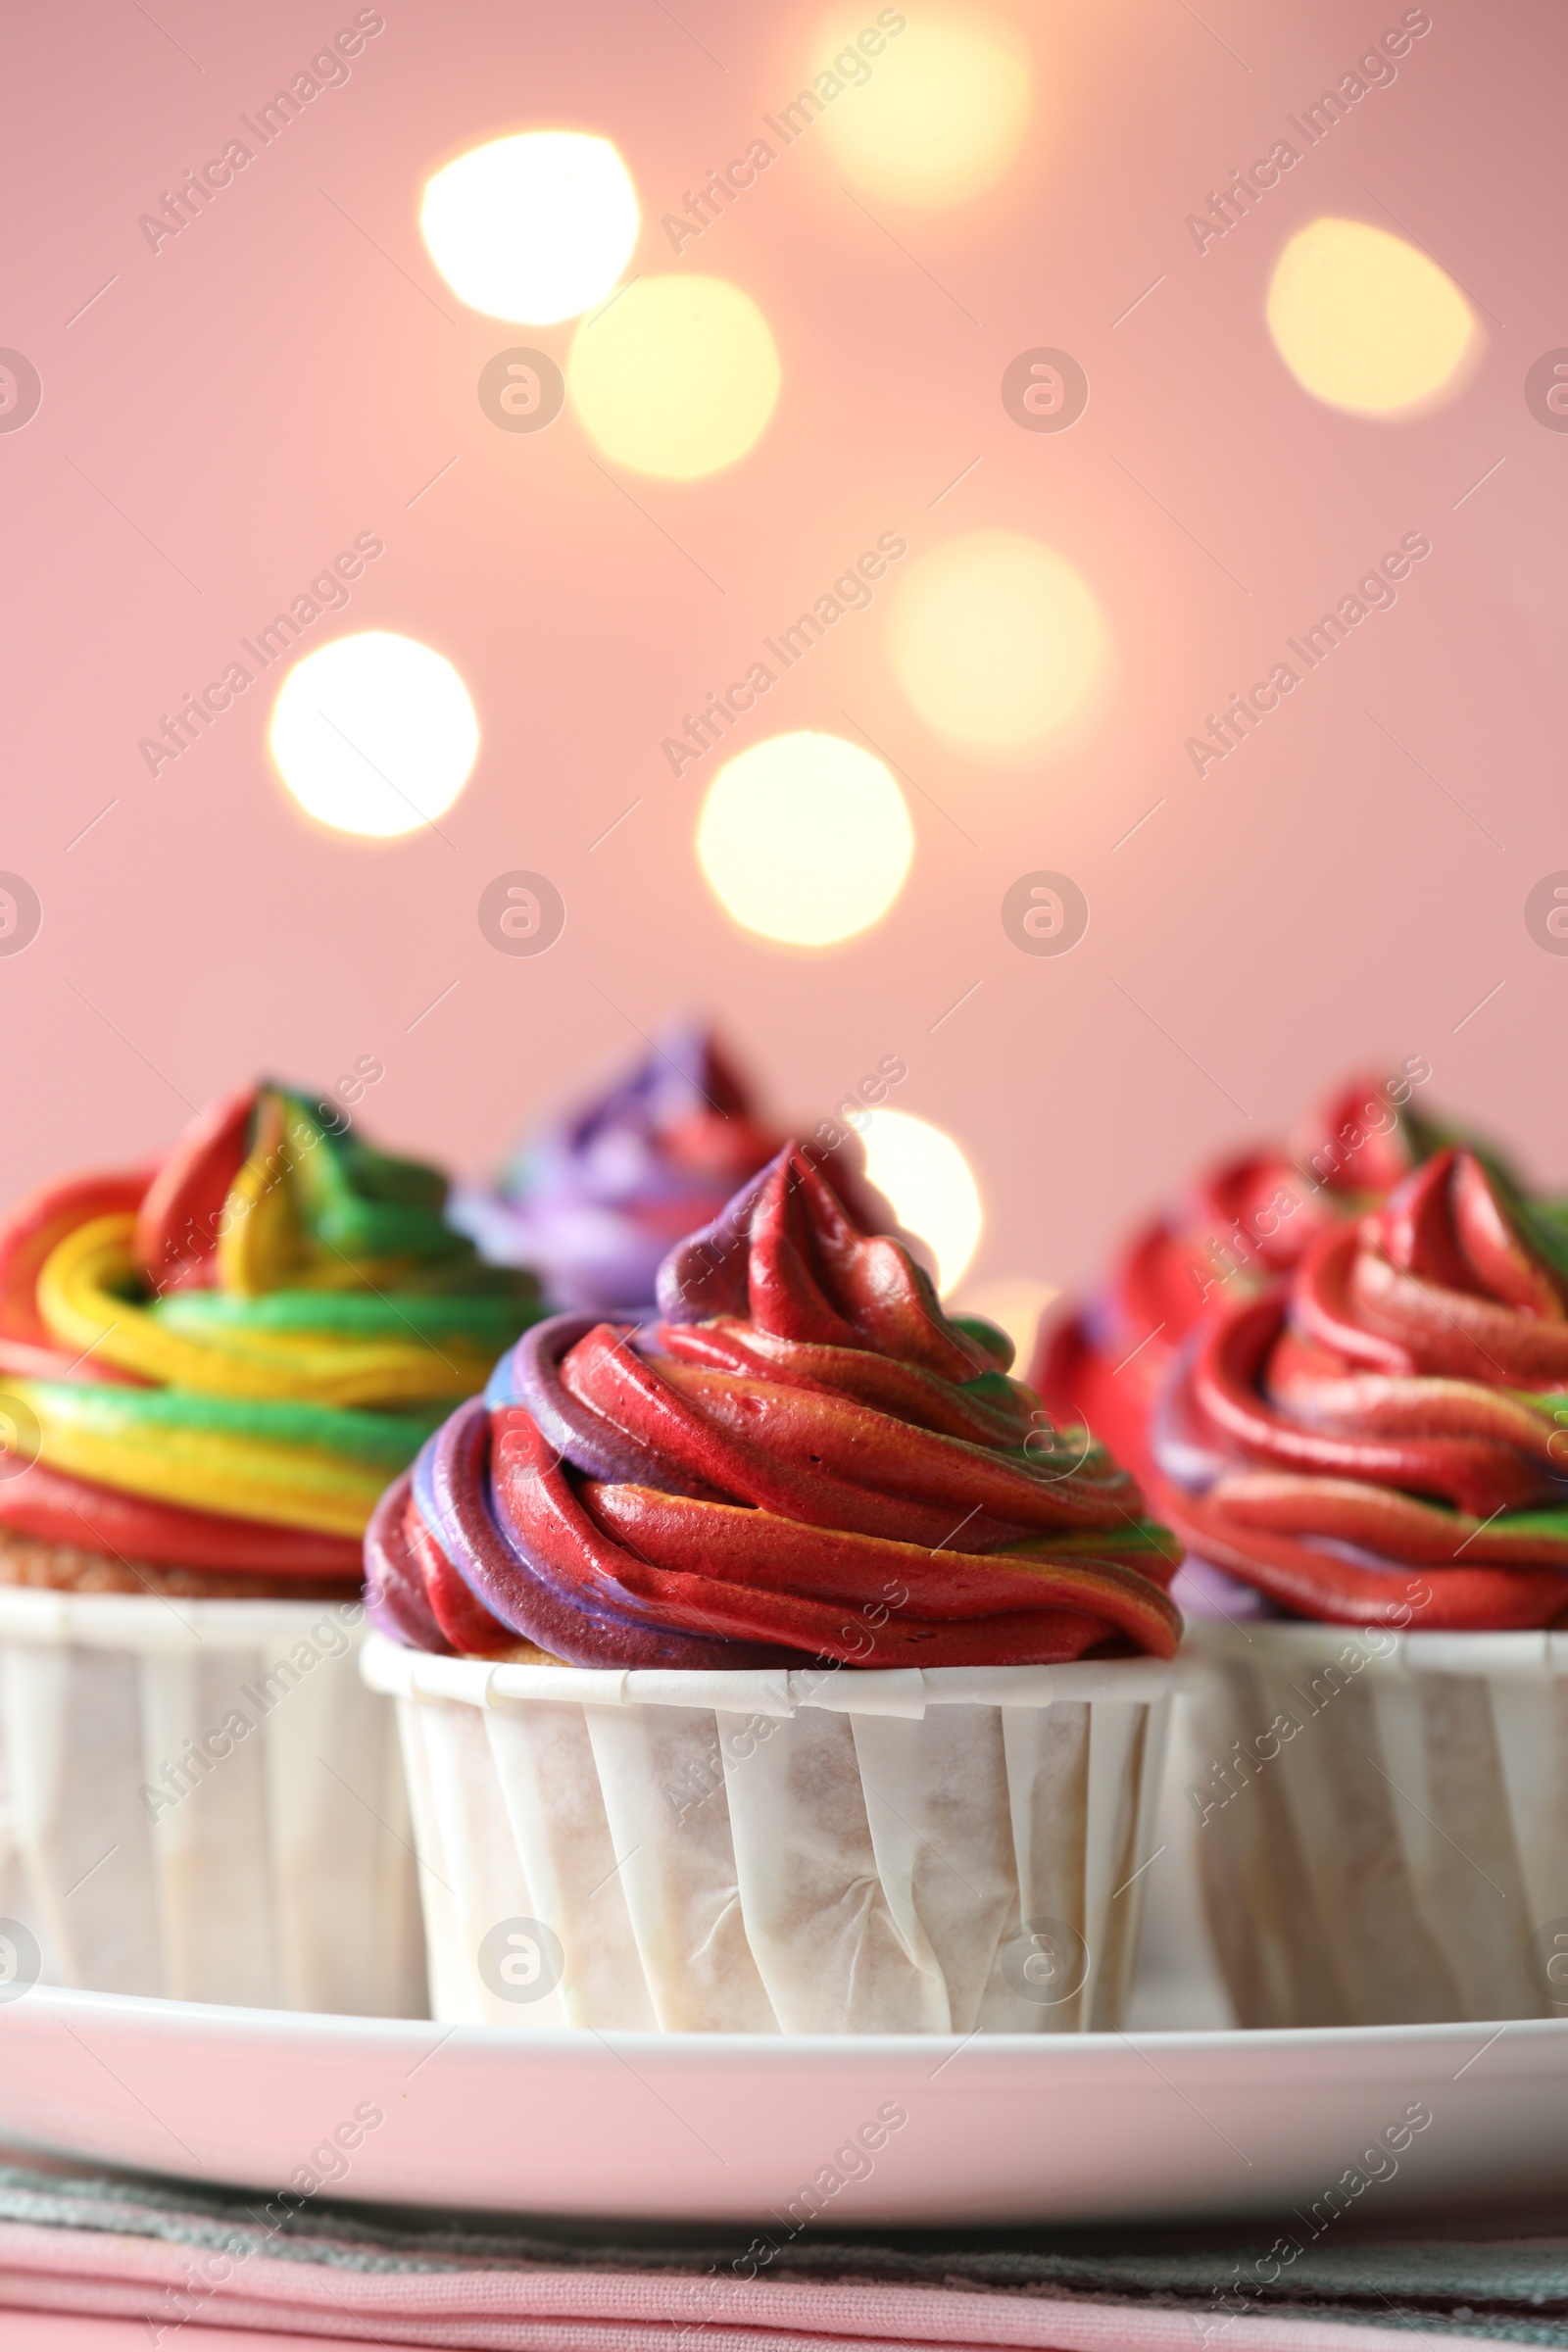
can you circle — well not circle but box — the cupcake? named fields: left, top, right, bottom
left=1152, top=1143, right=1568, bottom=2027
left=0, top=1082, right=540, bottom=2012
left=1033, top=1063, right=1452, bottom=1489
left=363, top=1144, right=1183, bottom=2034
left=451, top=1021, right=783, bottom=1317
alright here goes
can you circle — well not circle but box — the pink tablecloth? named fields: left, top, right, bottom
left=0, top=2225, right=1520, bottom=2352
left=0, top=2152, right=1557, bottom=2352
left=0, top=2325, right=310, bottom=2351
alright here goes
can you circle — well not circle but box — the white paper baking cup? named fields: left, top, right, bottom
left=0, top=1591, right=426, bottom=2015
left=1183, top=1619, right=1568, bottom=2028
left=361, top=1632, right=1178, bottom=2034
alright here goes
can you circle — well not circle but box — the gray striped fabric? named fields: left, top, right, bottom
left=3, top=2151, right=1568, bottom=2338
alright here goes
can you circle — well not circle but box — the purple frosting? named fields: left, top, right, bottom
left=656, top=1158, right=776, bottom=1326
left=363, top=1470, right=452, bottom=1654
left=486, top=1312, right=711, bottom=1494
left=656, top=1142, right=927, bottom=1327
left=404, top=1395, right=771, bottom=1666
left=450, top=1022, right=780, bottom=1317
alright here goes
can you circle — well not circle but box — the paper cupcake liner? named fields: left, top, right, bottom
left=1121, top=1676, right=1239, bottom=2031
left=1184, top=1620, right=1568, bottom=2028
left=0, top=1591, right=426, bottom=2015
left=361, top=1633, right=1178, bottom=2034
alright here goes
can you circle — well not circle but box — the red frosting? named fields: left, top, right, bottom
left=1154, top=1147, right=1568, bottom=1628
left=0, top=1169, right=155, bottom=1378
left=1034, top=1074, right=1435, bottom=1486
left=382, top=1147, right=1184, bottom=1666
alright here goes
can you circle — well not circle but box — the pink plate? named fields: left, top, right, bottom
left=0, top=1986, right=1563, bottom=2225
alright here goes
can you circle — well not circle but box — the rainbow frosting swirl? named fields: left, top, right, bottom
left=453, top=1022, right=781, bottom=1316
left=1153, top=1146, right=1568, bottom=1628
left=0, top=1085, right=541, bottom=1582
left=1035, top=1068, right=1473, bottom=1487
left=369, top=1144, right=1182, bottom=1666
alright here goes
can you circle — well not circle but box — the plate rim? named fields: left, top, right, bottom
left=8, top=1982, right=1568, bottom=2061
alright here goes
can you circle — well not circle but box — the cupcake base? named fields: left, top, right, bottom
left=0, top=1525, right=358, bottom=1601
left=362, top=1635, right=1178, bottom=2034
left=0, top=1589, right=425, bottom=2014
left=1186, top=1618, right=1568, bottom=2027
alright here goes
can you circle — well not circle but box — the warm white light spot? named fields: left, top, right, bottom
left=697, top=731, right=912, bottom=947
left=270, top=632, right=478, bottom=840
left=887, top=532, right=1109, bottom=753
left=420, top=132, right=639, bottom=326
left=953, top=1276, right=1060, bottom=1372
left=815, top=3, right=1032, bottom=207
left=1266, top=218, right=1479, bottom=416
left=567, top=274, right=780, bottom=479
left=858, top=1108, right=982, bottom=1295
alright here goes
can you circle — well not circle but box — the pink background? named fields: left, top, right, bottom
left=3, top=0, right=1563, bottom=1297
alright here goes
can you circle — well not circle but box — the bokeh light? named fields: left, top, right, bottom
left=270, top=632, right=478, bottom=840
left=858, top=1108, right=982, bottom=1295
left=953, top=1276, right=1060, bottom=1372
left=887, top=532, right=1109, bottom=754
left=567, top=275, right=780, bottom=478
left=1266, top=218, right=1479, bottom=416
left=815, top=4, right=1032, bottom=207
left=697, top=732, right=912, bottom=946
left=420, top=132, right=639, bottom=325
